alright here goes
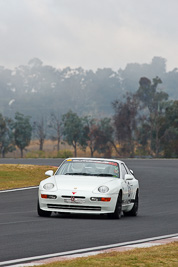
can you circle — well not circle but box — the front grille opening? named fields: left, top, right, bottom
left=61, top=195, right=85, bottom=199
left=47, top=204, right=101, bottom=211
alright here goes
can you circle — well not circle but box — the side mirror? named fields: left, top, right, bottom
left=130, top=169, right=134, bottom=175
left=45, top=170, right=54, bottom=176
left=125, top=174, right=133, bottom=181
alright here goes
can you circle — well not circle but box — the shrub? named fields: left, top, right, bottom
left=25, top=150, right=46, bottom=158
left=56, top=150, right=73, bottom=158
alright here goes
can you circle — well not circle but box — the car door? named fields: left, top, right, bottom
left=120, top=163, right=133, bottom=202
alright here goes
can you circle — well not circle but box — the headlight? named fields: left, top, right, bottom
left=98, top=186, right=109, bottom=193
left=43, top=183, right=54, bottom=190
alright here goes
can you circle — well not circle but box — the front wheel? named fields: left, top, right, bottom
left=37, top=201, right=52, bottom=217
left=124, top=190, right=139, bottom=217
left=108, top=192, right=122, bottom=219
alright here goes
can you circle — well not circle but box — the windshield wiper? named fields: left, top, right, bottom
left=65, top=172, right=90, bottom=176
left=95, top=173, right=115, bottom=177
left=65, top=173, right=115, bottom=177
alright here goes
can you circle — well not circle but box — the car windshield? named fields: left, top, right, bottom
left=55, top=159, right=120, bottom=178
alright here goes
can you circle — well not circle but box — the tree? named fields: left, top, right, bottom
left=62, top=110, right=85, bottom=157
left=28, top=58, right=43, bottom=68
left=0, top=114, right=15, bottom=157
left=136, top=77, right=169, bottom=157
left=82, top=116, right=117, bottom=157
left=81, top=117, right=98, bottom=157
left=113, top=94, right=138, bottom=157
left=49, top=113, right=62, bottom=151
left=137, top=76, right=168, bottom=114
left=161, top=100, right=178, bottom=157
left=14, top=112, right=32, bottom=157
left=33, top=118, right=46, bottom=151
left=95, top=118, right=118, bottom=157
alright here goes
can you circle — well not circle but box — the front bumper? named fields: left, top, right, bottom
left=39, top=189, right=118, bottom=214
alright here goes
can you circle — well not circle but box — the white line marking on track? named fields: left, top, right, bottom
left=0, top=233, right=177, bottom=266
left=0, top=186, right=38, bottom=193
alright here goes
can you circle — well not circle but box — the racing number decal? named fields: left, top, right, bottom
left=127, top=182, right=132, bottom=198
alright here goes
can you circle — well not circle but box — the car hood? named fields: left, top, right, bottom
left=54, top=174, right=115, bottom=191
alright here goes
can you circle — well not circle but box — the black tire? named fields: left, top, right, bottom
left=124, top=190, right=139, bottom=217
left=108, top=191, right=122, bottom=219
left=37, top=201, right=52, bottom=217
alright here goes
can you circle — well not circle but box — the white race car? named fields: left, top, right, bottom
left=38, top=158, right=139, bottom=219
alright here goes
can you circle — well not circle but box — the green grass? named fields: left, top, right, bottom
left=38, top=242, right=178, bottom=267
left=0, top=164, right=58, bottom=190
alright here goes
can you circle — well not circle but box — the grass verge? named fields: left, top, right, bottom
left=37, top=242, right=178, bottom=267
left=0, top=164, right=58, bottom=190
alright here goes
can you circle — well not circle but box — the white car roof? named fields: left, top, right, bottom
left=65, top=158, right=124, bottom=164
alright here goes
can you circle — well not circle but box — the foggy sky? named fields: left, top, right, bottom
left=0, top=0, right=177, bottom=71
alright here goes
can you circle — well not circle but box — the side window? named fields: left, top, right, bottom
left=121, top=163, right=128, bottom=179
left=125, top=164, right=130, bottom=174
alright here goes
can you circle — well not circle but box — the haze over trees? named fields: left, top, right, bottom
left=0, top=77, right=177, bottom=158
left=0, top=56, right=177, bottom=158
left=0, top=57, right=177, bottom=121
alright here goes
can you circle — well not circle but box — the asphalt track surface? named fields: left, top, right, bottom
left=0, top=158, right=178, bottom=265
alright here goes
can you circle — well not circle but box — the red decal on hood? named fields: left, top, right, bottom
left=72, top=192, right=77, bottom=195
